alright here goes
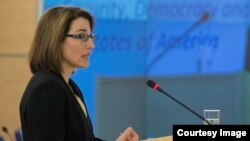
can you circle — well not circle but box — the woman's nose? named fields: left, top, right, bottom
left=87, top=39, right=95, bottom=49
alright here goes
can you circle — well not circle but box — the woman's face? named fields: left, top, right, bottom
left=61, top=17, right=95, bottom=73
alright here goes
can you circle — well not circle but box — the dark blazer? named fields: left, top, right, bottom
left=20, top=70, right=103, bottom=141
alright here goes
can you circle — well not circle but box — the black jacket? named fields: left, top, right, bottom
left=20, top=70, right=103, bottom=141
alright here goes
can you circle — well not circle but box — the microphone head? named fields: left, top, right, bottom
left=2, top=126, right=8, bottom=133
left=146, top=80, right=155, bottom=88
left=198, top=12, right=209, bottom=24
left=146, top=80, right=159, bottom=90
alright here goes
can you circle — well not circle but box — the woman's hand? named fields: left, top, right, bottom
left=116, top=127, right=139, bottom=141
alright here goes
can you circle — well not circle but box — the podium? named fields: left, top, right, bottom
left=142, top=135, right=172, bottom=141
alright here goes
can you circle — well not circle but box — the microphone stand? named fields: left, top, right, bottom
left=145, top=12, right=209, bottom=74
left=2, top=126, right=14, bottom=141
left=155, top=86, right=211, bottom=125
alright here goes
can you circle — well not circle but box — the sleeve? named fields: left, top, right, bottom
left=25, top=80, right=66, bottom=141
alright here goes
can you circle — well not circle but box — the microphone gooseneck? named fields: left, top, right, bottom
left=2, top=126, right=14, bottom=141
left=144, top=12, right=210, bottom=74
left=146, top=79, right=211, bottom=125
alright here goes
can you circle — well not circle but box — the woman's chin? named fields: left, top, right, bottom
left=78, top=63, right=89, bottom=68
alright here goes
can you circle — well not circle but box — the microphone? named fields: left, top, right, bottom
left=146, top=79, right=211, bottom=125
left=145, top=12, right=210, bottom=74
left=198, top=12, right=209, bottom=24
left=2, top=126, right=14, bottom=141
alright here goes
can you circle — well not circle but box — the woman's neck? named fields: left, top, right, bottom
left=61, top=71, right=71, bottom=84
left=61, top=63, right=75, bottom=84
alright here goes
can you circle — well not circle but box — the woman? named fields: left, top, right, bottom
left=19, top=6, right=139, bottom=141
